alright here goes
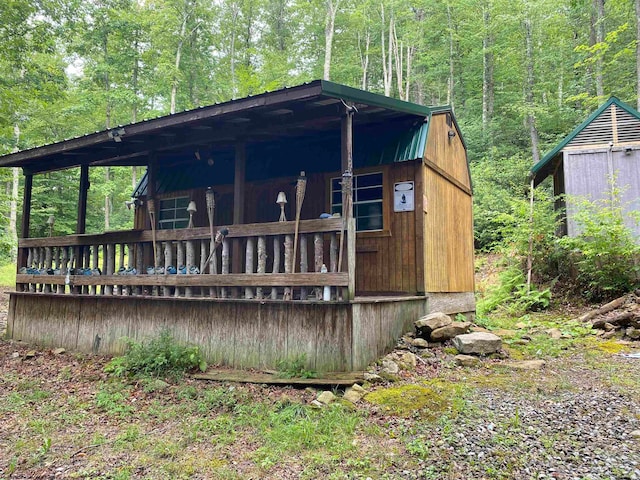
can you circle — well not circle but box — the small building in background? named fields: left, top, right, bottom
left=532, top=97, right=640, bottom=237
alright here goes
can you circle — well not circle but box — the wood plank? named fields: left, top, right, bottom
left=77, top=164, right=89, bottom=234
left=16, top=272, right=349, bottom=287
left=18, top=218, right=343, bottom=248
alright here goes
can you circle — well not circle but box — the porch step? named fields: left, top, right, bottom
left=193, top=368, right=365, bottom=386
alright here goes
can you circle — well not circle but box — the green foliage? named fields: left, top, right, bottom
left=104, top=329, right=207, bottom=379
left=477, top=267, right=551, bottom=316
left=558, top=188, right=640, bottom=301
left=275, top=354, right=317, bottom=379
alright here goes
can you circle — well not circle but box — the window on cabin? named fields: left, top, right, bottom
left=331, top=172, right=384, bottom=232
left=158, top=196, right=190, bottom=229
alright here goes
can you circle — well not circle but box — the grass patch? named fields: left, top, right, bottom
left=0, top=262, right=16, bottom=287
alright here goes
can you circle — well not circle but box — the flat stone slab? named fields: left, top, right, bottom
left=506, top=360, right=546, bottom=370
left=453, top=332, right=502, bottom=355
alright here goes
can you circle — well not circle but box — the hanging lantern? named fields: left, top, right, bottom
left=187, top=200, right=197, bottom=228
left=276, top=191, right=287, bottom=222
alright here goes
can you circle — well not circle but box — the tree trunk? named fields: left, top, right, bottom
left=637, top=0, right=640, bottom=109
left=380, top=4, right=394, bottom=97
left=9, top=124, right=20, bottom=260
left=230, top=5, right=239, bottom=99
left=358, top=30, right=370, bottom=90
left=170, top=16, right=187, bottom=114
left=323, top=0, right=340, bottom=80
left=105, top=167, right=111, bottom=231
left=524, top=14, right=540, bottom=165
left=593, top=0, right=605, bottom=99
left=482, top=2, right=494, bottom=132
left=392, top=22, right=404, bottom=99
left=446, top=1, right=455, bottom=106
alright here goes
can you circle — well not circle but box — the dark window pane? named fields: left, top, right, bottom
left=357, top=215, right=383, bottom=231
left=331, top=178, right=341, bottom=190
left=356, top=202, right=382, bottom=218
left=174, top=219, right=189, bottom=229
left=332, top=205, right=342, bottom=215
left=158, top=210, right=174, bottom=221
left=356, top=173, right=383, bottom=188
left=175, top=197, right=190, bottom=208
left=332, top=191, right=342, bottom=205
left=357, top=186, right=383, bottom=202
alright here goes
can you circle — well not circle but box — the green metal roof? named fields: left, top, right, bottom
left=532, top=96, right=640, bottom=183
left=320, top=80, right=433, bottom=117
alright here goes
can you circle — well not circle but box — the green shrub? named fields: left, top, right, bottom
left=275, top=354, right=317, bottom=379
left=105, top=329, right=207, bottom=379
left=558, top=187, right=640, bottom=301
left=477, top=266, right=551, bottom=316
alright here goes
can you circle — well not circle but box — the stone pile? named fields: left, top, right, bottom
left=414, top=312, right=472, bottom=343
left=584, top=291, right=640, bottom=341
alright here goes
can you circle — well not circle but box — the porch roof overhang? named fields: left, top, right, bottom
left=0, top=80, right=437, bottom=175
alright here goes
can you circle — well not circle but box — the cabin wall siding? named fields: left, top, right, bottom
left=423, top=113, right=471, bottom=189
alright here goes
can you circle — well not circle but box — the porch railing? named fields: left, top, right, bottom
left=15, top=218, right=350, bottom=301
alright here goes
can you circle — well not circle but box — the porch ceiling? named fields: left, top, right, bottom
left=0, top=80, right=434, bottom=174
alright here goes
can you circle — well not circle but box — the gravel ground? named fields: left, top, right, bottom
left=401, top=353, right=640, bottom=480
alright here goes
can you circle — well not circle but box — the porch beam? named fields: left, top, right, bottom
left=76, top=164, right=89, bottom=234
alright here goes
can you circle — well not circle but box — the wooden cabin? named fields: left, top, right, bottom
left=532, top=97, right=640, bottom=237
left=0, top=81, right=475, bottom=372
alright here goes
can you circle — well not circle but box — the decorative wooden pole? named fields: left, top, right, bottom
left=340, top=103, right=356, bottom=300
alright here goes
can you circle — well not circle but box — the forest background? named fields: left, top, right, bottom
left=0, top=0, right=638, bottom=271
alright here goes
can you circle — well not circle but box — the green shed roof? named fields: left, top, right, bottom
left=532, top=96, right=640, bottom=185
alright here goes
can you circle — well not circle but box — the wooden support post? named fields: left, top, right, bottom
left=102, top=244, right=108, bottom=295
left=271, top=235, right=281, bottom=300
left=60, top=247, right=68, bottom=294
left=221, top=238, right=229, bottom=298
left=284, top=234, right=293, bottom=300
left=17, top=172, right=32, bottom=278
left=244, top=237, right=255, bottom=299
left=341, top=104, right=356, bottom=300
left=77, top=164, right=89, bottom=235
left=299, top=234, right=308, bottom=300
left=232, top=142, right=245, bottom=278
left=256, top=236, right=266, bottom=299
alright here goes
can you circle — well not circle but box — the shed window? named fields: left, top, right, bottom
left=331, top=172, right=384, bottom=231
left=158, top=196, right=190, bottom=229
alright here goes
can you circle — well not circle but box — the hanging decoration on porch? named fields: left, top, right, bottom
left=291, top=171, right=306, bottom=273
left=147, top=198, right=159, bottom=268
left=202, top=187, right=217, bottom=272
left=276, top=191, right=287, bottom=222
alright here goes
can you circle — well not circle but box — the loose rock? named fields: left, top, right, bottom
left=453, top=332, right=502, bottom=355
left=455, top=354, right=480, bottom=367
left=317, top=391, right=336, bottom=405
left=430, top=322, right=471, bottom=342
left=415, top=312, right=452, bottom=338
left=412, top=338, right=429, bottom=348
left=344, top=384, right=367, bottom=403
left=381, top=359, right=399, bottom=375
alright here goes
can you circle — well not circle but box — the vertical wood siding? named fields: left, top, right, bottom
left=423, top=113, right=471, bottom=189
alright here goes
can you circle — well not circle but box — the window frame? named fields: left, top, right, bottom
left=330, top=170, right=388, bottom=234
left=157, top=196, right=190, bottom=230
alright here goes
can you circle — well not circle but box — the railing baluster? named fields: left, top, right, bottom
left=176, top=241, right=185, bottom=298
left=163, top=242, right=172, bottom=297
left=330, top=233, right=338, bottom=300
left=135, top=242, right=144, bottom=295
left=300, top=234, right=308, bottom=300
left=244, top=237, right=255, bottom=299
left=314, top=233, right=323, bottom=299
left=256, top=236, right=266, bottom=299
left=209, top=239, right=218, bottom=298
left=221, top=239, right=229, bottom=299
left=271, top=235, right=280, bottom=300
left=105, top=243, right=115, bottom=295
left=60, top=247, right=69, bottom=294
left=43, top=247, right=52, bottom=293
left=90, top=245, right=98, bottom=295
left=186, top=240, right=195, bottom=298
left=284, top=234, right=293, bottom=300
